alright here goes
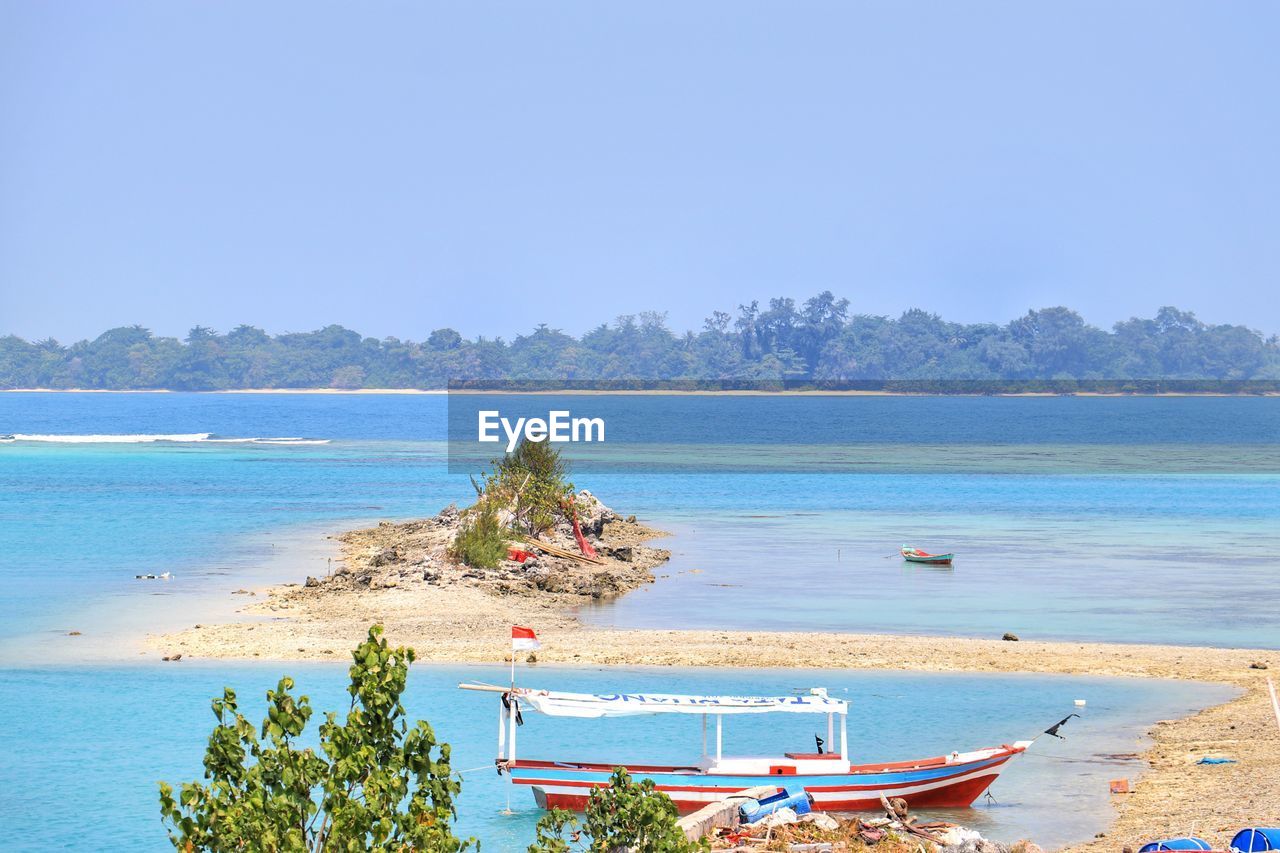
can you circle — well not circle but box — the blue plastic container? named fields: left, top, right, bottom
left=1231, top=829, right=1280, bottom=851
left=1138, top=839, right=1213, bottom=852
left=738, top=788, right=814, bottom=823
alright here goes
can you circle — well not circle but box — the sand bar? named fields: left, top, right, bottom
left=149, top=514, right=1280, bottom=852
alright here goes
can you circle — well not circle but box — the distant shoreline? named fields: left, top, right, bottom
left=3, top=387, right=1277, bottom=397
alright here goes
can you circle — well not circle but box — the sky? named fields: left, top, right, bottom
left=2, top=1, right=1278, bottom=344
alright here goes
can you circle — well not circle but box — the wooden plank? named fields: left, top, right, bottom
left=519, top=538, right=606, bottom=565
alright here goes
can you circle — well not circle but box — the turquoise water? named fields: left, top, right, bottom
left=0, top=392, right=1273, bottom=849
left=2, top=393, right=1278, bottom=648
left=0, top=662, right=1235, bottom=851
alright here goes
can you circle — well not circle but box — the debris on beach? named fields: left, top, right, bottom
left=289, top=491, right=669, bottom=605
left=701, top=793, right=1044, bottom=851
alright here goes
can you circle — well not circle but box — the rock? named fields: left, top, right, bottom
left=1250, top=661, right=1269, bottom=670
left=305, top=576, right=320, bottom=587
left=526, top=652, right=537, bottom=663
left=369, top=547, right=400, bottom=567
left=435, top=503, right=460, bottom=526
left=604, top=545, right=634, bottom=562
left=1002, top=632, right=1020, bottom=641
left=938, top=827, right=985, bottom=847
left=423, top=570, right=441, bottom=583
left=67, top=630, right=82, bottom=636
left=162, top=653, right=182, bottom=662
left=803, top=813, right=840, bottom=831
left=565, top=490, right=618, bottom=538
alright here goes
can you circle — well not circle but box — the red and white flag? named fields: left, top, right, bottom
left=511, top=625, right=540, bottom=651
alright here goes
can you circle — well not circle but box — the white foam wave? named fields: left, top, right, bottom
left=0, top=433, right=330, bottom=445
left=205, top=437, right=331, bottom=445
left=4, top=433, right=213, bottom=443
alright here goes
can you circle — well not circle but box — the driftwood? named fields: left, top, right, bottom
left=523, top=538, right=606, bottom=565
left=878, top=795, right=943, bottom=845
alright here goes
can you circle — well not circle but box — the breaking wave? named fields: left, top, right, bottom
left=0, top=433, right=330, bottom=445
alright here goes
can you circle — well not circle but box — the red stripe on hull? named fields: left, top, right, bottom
left=536, top=771, right=1002, bottom=813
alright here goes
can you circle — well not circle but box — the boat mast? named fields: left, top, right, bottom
left=498, top=697, right=507, bottom=760
left=508, top=651, right=518, bottom=765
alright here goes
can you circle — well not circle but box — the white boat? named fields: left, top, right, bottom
left=459, top=682, right=1034, bottom=812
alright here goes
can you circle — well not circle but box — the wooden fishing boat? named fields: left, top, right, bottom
left=459, top=683, right=1033, bottom=812
left=901, top=546, right=953, bottom=565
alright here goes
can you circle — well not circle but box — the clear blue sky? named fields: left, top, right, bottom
left=2, top=1, right=1277, bottom=343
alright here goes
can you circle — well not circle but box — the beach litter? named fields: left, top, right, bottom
left=702, top=789, right=1040, bottom=852
left=1136, top=838, right=1214, bottom=851
left=1229, top=827, right=1280, bottom=851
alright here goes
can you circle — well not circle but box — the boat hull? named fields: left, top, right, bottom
left=509, top=745, right=1022, bottom=812
left=902, top=550, right=953, bottom=564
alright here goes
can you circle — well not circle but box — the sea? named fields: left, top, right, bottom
left=0, top=392, right=1274, bottom=850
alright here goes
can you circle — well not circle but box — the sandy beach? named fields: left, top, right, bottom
left=145, top=508, right=1280, bottom=853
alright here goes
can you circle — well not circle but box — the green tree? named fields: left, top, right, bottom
left=484, top=438, right=576, bottom=536
left=5, top=301, right=1280, bottom=389
left=449, top=499, right=511, bottom=568
left=159, top=626, right=474, bottom=852
left=528, top=769, right=703, bottom=853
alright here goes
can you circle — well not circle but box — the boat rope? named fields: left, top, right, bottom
left=453, top=763, right=502, bottom=778
left=1021, top=752, right=1142, bottom=766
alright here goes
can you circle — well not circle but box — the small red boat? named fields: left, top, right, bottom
left=901, top=546, right=953, bottom=565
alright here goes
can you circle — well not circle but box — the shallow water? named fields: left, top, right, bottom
left=2, top=392, right=1277, bottom=649
left=0, top=392, right=1271, bottom=850
left=0, top=662, right=1236, bottom=851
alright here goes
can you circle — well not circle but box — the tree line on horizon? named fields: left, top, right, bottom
left=2, top=295, right=1278, bottom=390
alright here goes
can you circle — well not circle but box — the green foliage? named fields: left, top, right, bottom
left=528, top=769, right=705, bottom=853
left=158, top=625, right=475, bottom=852
left=449, top=500, right=511, bottom=568
left=485, top=439, right=576, bottom=536
left=4, top=300, right=1280, bottom=389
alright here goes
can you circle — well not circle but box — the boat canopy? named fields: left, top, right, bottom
left=514, top=688, right=848, bottom=718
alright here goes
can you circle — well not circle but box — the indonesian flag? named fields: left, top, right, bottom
left=512, top=625, right=540, bottom=651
